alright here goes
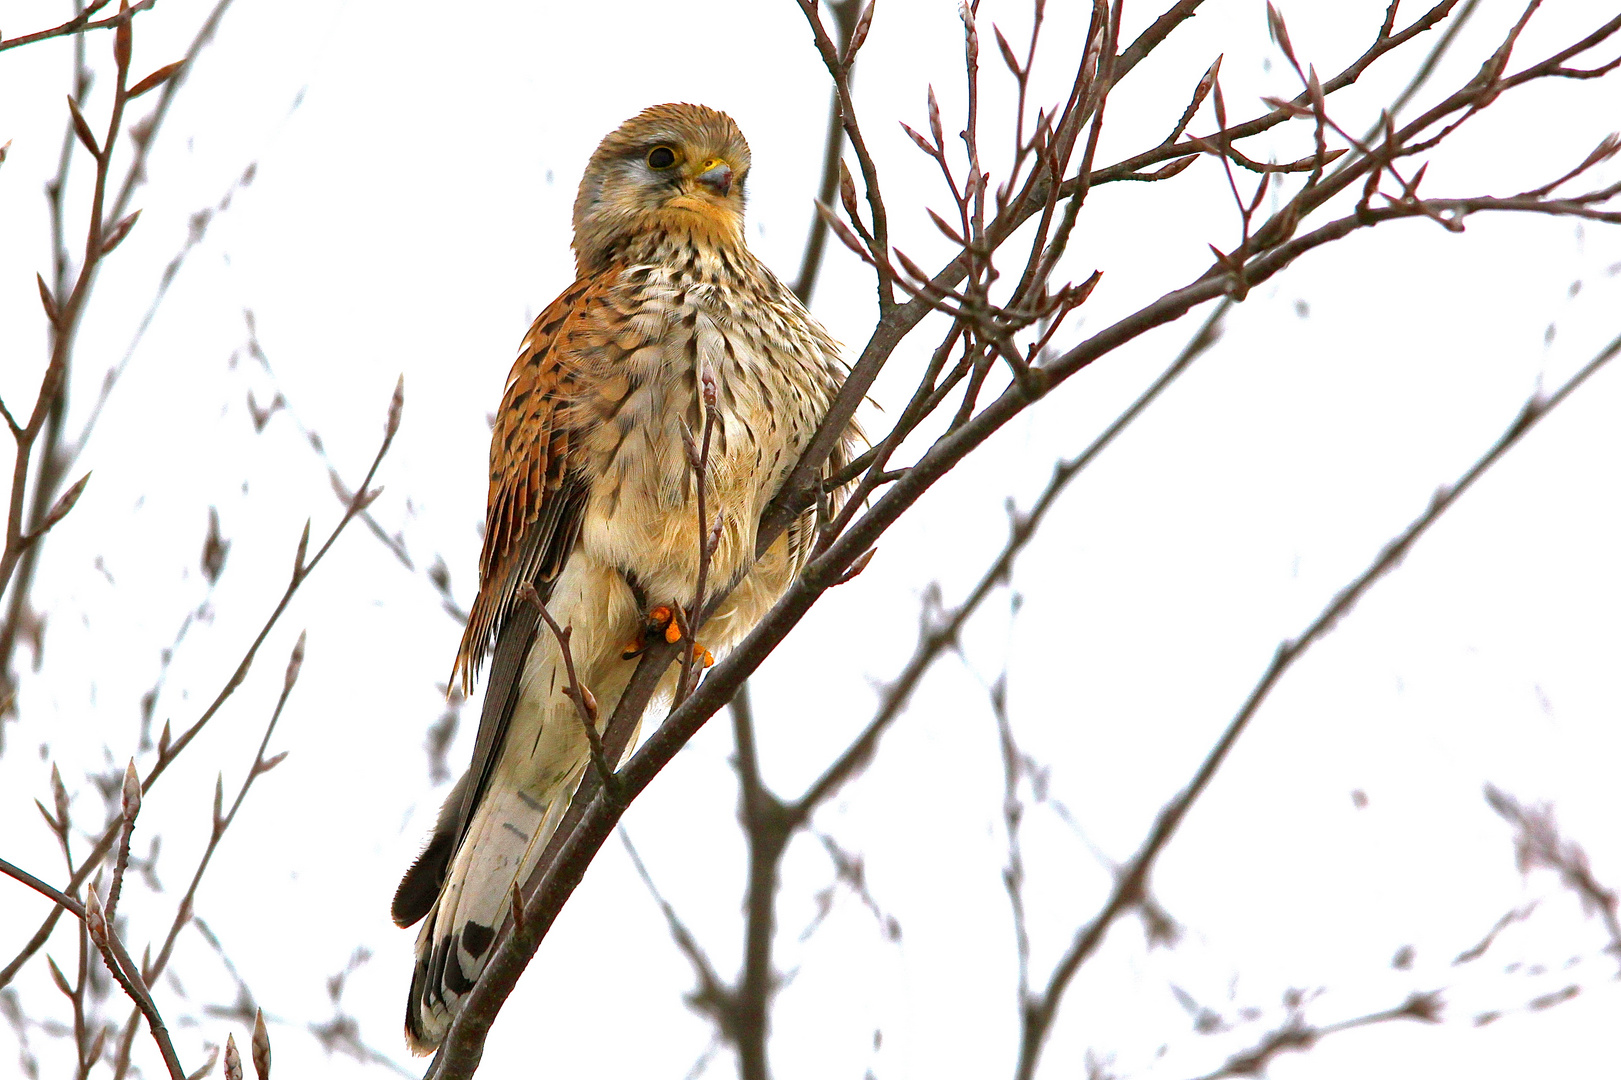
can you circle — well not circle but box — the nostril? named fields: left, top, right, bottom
left=696, top=162, right=733, bottom=198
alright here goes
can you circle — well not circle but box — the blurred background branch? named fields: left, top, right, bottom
left=2, top=1, right=1618, bottom=1078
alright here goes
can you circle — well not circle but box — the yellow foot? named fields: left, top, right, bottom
left=622, top=605, right=678, bottom=660
left=621, top=605, right=713, bottom=667
left=619, top=606, right=669, bottom=659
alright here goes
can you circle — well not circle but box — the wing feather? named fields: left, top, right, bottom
left=452, top=269, right=618, bottom=691
left=434, top=269, right=619, bottom=873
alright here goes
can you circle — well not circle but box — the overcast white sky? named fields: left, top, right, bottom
left=2, top=1, right=1619, bottom=1078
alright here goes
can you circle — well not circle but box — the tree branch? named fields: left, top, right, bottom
left=792, top=0, right=863, bottom=305
left=0, top=380, right=402, bottom=991
left=0, top=857, right=186, bottom=1079
left=0, top=0, right=153, bottom=54
left=423, top=7, right=1621, bottom=1070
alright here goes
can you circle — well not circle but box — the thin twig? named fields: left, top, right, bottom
left=108, top=632, right=307, bottom=1079
left=794, top=0, right=895, bottom=309
left=1485, top=785, right=1621, bottom=972
left=1181, top=993, right=1442, bottom=1080
left=797, top=300, right=1228, bottom=820
left=104, top=760, right=141, bottom=924
left=793, top=0, right=863, bottom=304
left=0, top=0, right=139, bottom=600
left=0, top=0, right=153, bottom=54
left=516, top=582, right=616, bottom=800
left=0, top=0, right=244, bottom=712
left=619, top=830, right=730, bottom=1025
left=244, top=325, right=469, bottom=624
left=0, top=858, right=185, bottom=1078
left=0, top=380, right=402, bottom=992
left=423, top=11, right=1621, bottom=1070
left=676, top=370, right=723, bottom=706
left=991, top=671, right=1034, bottom=1015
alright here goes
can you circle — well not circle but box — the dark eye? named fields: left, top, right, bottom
left=647, top=146, right=677, bottom=169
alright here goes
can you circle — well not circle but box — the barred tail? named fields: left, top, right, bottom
left=403, top=762, right=584, bottom=1054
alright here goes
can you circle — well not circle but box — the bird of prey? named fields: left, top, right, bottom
left=391, top=103, right=858, bottom=1053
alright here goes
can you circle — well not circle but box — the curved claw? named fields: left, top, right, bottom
left=622, top=605, right=683, bottom=660
left=621, top=604, right=714, bottom=668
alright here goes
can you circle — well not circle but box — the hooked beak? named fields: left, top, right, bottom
left=694, top=158, right=733, bottom=198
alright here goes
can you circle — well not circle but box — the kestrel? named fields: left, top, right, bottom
left=391, top=103, right=857, bottom=1052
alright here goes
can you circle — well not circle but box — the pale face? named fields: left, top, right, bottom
left=572, top=104, right=753, bottom=271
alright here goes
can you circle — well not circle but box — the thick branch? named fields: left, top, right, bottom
left=425, top=172, right=1617, bottom=1080
left=793, top=299, right=1230, bottom=824
left=730, top=684, right=790, bottom=1080
left=425, top=9, right=1621, bottom=1070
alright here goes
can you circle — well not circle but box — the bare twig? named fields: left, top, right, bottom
left=516, top=583, right=615, bottom=800
left=992, top=670, right=1035, bottom=1015
left=1485, top=785, right=1621, bottom=971
left=1, top=0, right=244, bottom=719
left=619, top=831, right=730, bottom=1028
left=423, top=8, right=1621, bottom=1071
left=797, top=300, right=1228, bottom=820
left=794, top=0, right=895, bottom=310
left=793, top=0, right=863, bottom=304
left=104, top=760, right=141, bottom=925
left=1, top=380, right=402, bottom=992
left=1182, top=992, right=1442, bottom=1080
left=243, top=323, right=469, bottom=625
left=107, top=632, right=305, bottom=1078
left=1091, top=1, right=1467, bottom=188
left=1, top=0, right=139, bottom=601
left=0, top=0, right=153, bottom=54
left=1453, top=901, right=1538, bottom=965
left=0, top=857, right=186, bottom=1078
left=675, top=371, right=723, bottom=706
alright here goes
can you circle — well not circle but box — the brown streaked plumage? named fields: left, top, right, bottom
left=392, top=103, right=858, bottom=1053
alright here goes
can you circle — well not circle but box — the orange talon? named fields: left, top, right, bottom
left=624, top=604, right=710, bottom=668
left=619, top=629, right=646, bottom=660
left=625, top=604, right=682, bottom=660
left=649, top=606, right=684, bottom=643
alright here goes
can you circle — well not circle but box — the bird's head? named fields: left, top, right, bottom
left=572, top=103, right=752, bottom=274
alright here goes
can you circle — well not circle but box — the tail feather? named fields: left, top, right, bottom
left=393, top=771, right=471, bottom=930
left=404, top=759, right=585, bottom=1054
left=397, top=557, right=650, bottom=1053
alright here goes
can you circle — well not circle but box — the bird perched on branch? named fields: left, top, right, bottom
left=391, top=103, right=857, bottom=1053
